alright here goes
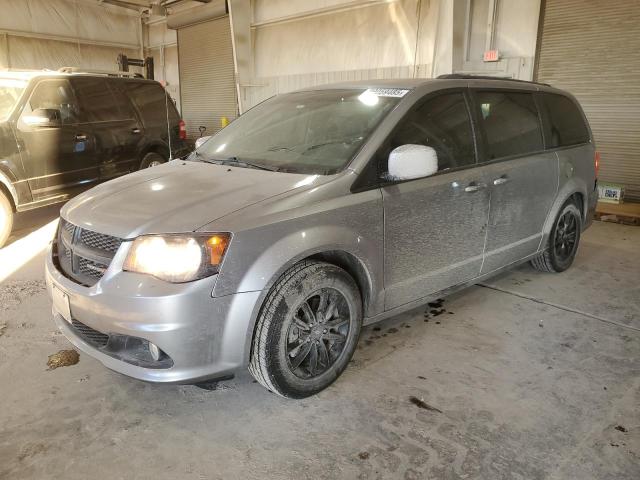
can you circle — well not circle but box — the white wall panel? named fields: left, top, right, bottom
left=253, top=0, right=421, bottom=78
left=5, top=36, right=139, bottom=72
left=0, top=0, right=140, bottom=48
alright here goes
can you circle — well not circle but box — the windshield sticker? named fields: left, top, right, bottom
left=365, top=88, right=410, bottom=98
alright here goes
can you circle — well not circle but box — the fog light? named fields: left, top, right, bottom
left=148, top=342, right=161, bottom=361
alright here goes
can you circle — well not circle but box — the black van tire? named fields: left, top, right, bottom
left=0, top=192, right=13, bottom=249
left=531, top=201, right=582, bottom=273
left=140, top=152, right=167, bottom=169
left=249, top=260, right=362, bottom=399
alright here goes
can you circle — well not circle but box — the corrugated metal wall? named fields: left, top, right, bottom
left=177, top=17, right=237, bottom=139
left=535, top=0, right=640, bottom=201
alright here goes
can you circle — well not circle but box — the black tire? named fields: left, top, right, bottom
left=249, top=260, right=363, bottom=399
left=0, top=192, right=13, bottom=249
left=139, top=152, right=167, bottom=169
left=531, top=201, right=582, bottom=273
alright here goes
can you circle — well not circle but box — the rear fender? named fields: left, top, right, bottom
left=0, top=167, right=19, bottom=209
left=540, top=177, right=588, bottom=247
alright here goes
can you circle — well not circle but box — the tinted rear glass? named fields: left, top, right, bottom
left=124, top=82, right=179, bottom=128
left=73, top=78, right=133, bottom=122
left=539, top=93, right=590, bottom=148
left=475, top=91, right=543, bottom=160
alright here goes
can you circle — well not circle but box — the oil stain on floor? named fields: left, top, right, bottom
left=46, top=350, right=79, bottom=370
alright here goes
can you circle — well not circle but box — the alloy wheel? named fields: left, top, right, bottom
left=285, top=288, right=351, bottom=379
left=554, top=211, right=578, bottom=261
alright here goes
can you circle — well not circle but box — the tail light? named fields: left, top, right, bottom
left=594, top=151, right=600, bottom=178
left=178, top=119, right=187, bottom=140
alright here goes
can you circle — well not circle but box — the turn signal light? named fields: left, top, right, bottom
left=178, top=119, right=187, bottom=140
left=594, top=151, right=600, bottom=178
left=206, top=234, right=230, bottom=265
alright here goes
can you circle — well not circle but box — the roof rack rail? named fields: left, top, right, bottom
left=58, top=67, right=144, bottom=78
left=437, top=74, right=550, bottom=87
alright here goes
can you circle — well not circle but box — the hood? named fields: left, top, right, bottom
left=62, top=160, right=319, bottom=239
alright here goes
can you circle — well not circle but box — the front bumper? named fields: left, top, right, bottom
left=45, top=244, right=261, bottom=383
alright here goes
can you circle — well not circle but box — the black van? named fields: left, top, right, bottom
left=0, top=69, right=190, bottom=247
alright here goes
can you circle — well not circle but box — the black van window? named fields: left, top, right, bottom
left=73, top=78, right=133, bottom=123
left=384, top=92, right=476, bottom=172
left=539, top=93, right=590, bottom=148
left=475, top=91, right=543, bottom=160
left=124, top=82, right=178, bottom=128
left=25, top=80, right=80, bottom=125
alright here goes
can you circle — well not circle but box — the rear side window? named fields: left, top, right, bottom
left=385, top=92, right=476, bottom=172
left=539, top=93, right=590, bottom=148
left=123, top=82, right=178, bottom=128
left=474, top=91, right=543, bottom=160
left=73, top=78, right=135, bottom=122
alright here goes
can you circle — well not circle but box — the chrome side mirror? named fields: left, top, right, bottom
left=195, top=135, right=212, bottom=150
left=23, top=108, right=62, bottom=128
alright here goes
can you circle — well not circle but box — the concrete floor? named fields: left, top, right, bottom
left=0, top=214, right=638, bottom=480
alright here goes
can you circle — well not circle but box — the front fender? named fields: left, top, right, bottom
left=210, top=188, right=384, bottom=363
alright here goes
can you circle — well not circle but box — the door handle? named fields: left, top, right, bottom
left=75, top=134, right=87, bottom=141
left=464, top=182, right=487, bottom=193
left=131, top=128, right=141, bottom=134
left=493, top=176, right=509, bottom=186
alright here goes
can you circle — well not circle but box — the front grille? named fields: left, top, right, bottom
left=55, top=219, right=125, bottom=286
left=71, top=319, right=109, bottom=347
left=80, top=229, right=123, bottom=253
left=62, top=219, right=75, bottom=235
left=78, top=257, right=108, bottom=280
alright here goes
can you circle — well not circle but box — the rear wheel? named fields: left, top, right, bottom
left=531, top=201, right=582, bottom=273
left=249, top=260, right=362, bottom=398
left=0, top=192, right=13, bottom=249
left=140, top=152, right=167, bottom=169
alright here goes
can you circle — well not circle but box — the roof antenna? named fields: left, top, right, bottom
left=164, top=80, right=173, bottom=160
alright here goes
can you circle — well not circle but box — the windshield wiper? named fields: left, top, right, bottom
left=303, top=136, right=364, bottom=153
left=201, top=156, right=280, bottom=172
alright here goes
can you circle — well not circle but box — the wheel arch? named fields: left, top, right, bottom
left=541, top=180, right=589, bottom=244
left=138, top=141, right=170, bottom=169
left=0, top=171, right=17, bottom=211
left=240, top=246, right=378, bottom=367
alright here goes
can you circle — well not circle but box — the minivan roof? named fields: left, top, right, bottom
left=301, top=75, right=552, bottom=92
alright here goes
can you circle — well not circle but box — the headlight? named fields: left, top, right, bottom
left=123, top=233, right=231, bottom=283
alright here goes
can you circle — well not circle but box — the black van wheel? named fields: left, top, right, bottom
left=140, top=152, right=167, bottom=169
left=249, top=260, right=362, bottom=399
left=531, top=201, right=582, bottom=273
left=0, top=192, right=13, bottom=249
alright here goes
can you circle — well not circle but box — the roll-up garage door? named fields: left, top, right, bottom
left=177, top=16, right=237, bottom=139
left=535, top=0, right=640, bottom=201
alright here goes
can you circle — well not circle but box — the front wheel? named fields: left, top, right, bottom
left=0, top=192, right=13, bottom=249
left=531, top=201, right=582, bottom=273
left=249, top=260, right=362, bottom=398
left=140, top=152, right=167, bottom=169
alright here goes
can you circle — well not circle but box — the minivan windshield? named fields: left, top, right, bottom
left=0, top=78, right=27, bottom=121
left=191, top=89, right=402, bottom=174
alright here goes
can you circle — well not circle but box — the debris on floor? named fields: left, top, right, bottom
left=408, top=396, right=443, bottom=413
left=0, top=280, right=47, bottom=311
left=358, top=451, right=370, bottom=460
left=0, top=322, right=6, bottom=337
left=46, top=349, right=79, bottom=370
left=615, top=425, right=628, bottom=433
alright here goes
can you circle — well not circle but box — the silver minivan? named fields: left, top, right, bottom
left=46, top=76, right=598, bottom=398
